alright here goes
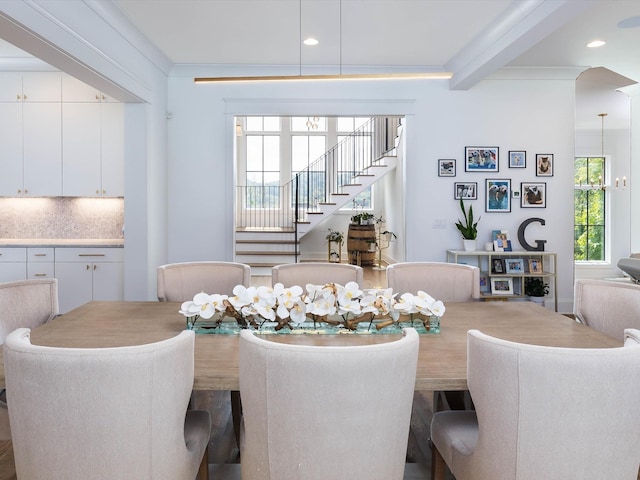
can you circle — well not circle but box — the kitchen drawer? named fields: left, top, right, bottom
left=54, top=247, right=124, bottom=263
left=0, top=247, right=27, bottom=262
left=28, top=247, right=55, bottom=262
left=27, top=262, right=55, bottom=279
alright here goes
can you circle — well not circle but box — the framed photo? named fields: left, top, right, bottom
left=521, top=182, right=546, bottom=208
left=509, top=150, right=526, bottom=168
left=465, top=147, right=499, bottom=172
left=491, top=258, right=505, bottom=274
left=536, top=154, right=553, bottom=176
left=491, top=277, right=514, bottom=295
left=438, top=159, right=456, bottom=177
left=528, top=258, right=543, bottom=274
left=479, top=275, right=488, bottom=291
left=492, top=230, right=512, bottom=252
left=454, top=182, right=478, bottom=200
left=485, top=179, right=511, bottom=212
left=505, top=258, right=525, bottom=274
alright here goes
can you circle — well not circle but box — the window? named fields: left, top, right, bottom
left=574, top=156, right=606, bottom=261
left=337, top=118, right=373, bottom=210
left=245, top=117, right=281, bottom=208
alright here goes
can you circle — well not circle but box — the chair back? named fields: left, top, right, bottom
left=3, top=328, right=209, bottom=480
left=574, top=279, right=640, bottom=341
left=386, top=262, right=479, bottom=301
left=0, top=279, right=58, bottom=344
left=157, top=261, right=251, bottom=301
left=460, top=329, right=640, bottom=479
left=271, top=262, right=363, bottom=287
left=239, top=328, right=419, bottom=480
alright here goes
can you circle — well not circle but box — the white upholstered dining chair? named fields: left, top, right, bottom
left=573, top=279, right=640, bottom=342
left=3, top=328, right=211, bottom=480
left=239, top=328, right=419, bottom=480
left=157, top=260, right=251, bottom=301
left=430, top=329, right=640, bottom=480
left=271, top=262, right=363, bottom=287
left=386, top=261, right=480, bottom=302
left=0, top=278, right=59, bottom=441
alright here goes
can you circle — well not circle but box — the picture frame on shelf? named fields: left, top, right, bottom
left=536, top=154, right=553, bottom=176
left=521, top=182, right=546, bottom=208
left=528, top=258, right=543, bottom=273
left=465, top=146, right=499, bottom=172
left=479, top=275, right=489, bottom=292
left=438, top=159, right=456, bottom=177
left=491, top=258, right=505, bottom=274
left=491, top=277, right=514, bottom=295
left=454, top=182, right=478, bottom=200
left=492, top=230, right=512, bottom=252
left=508, top=150, right=526, bottom=168
left=505, top=258, right=525, bottom=274
left=485, top=178, right=511, bottom=213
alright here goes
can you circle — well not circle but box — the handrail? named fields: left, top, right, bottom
left=235, top=116, right=400, bottom=231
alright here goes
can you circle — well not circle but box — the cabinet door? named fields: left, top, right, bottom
left=0, top=263, right=27, bottom=282
left=92, top=262, right=124, bottom=301
left=23, top=103, right=62, bottom=196
left=0, top=102, right=24, bottom=195
left=55, top=262, right=94, bottom=314
left=100, top=103, right=124, bottom=196
left=0, top=72, right=23, bottom=102
left=61, top=74, right=101, bottom=102
left=62, top=103, right=101, bottom=196
left=21, top=72, right=62, bottom=102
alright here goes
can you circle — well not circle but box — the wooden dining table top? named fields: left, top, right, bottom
left=0, top=300, right=621, bottom=391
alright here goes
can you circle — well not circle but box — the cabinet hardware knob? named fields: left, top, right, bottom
left=34, top=253, right=46, bottom=257
left=24, top=189, right=28, bottom=194
left=86, top=264, right=91, bottom=270
left=17, top=189, right=21, bottom=194
left=102, top=189, right=106, bottom=194
left=34, top=273, right=47, bottom=277
left=78, top=254, right=105, bottom=257
left=95, top=94, right=100, bottom=100
left=23, top=95, right=27, bottom=100
left=94, top=265, right=97, bottom=270
left=96, top=189, right=100, bottom=194
left=16, top=94, right=21, bottom=100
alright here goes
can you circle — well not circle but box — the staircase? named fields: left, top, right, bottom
left=235, top=117, right=402, bottom=273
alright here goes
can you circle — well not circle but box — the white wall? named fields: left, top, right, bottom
left=167, top=70, right=578, bottom=311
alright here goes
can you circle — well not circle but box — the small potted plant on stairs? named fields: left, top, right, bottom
left=455, top=198, right=480, bottom=251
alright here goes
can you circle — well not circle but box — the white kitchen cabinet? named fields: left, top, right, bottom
left=0, top=72, right=61, bottom=103
left=0, top=101, right=62, bottom=196
left=27, top=248, right=55, bottom=279
left=61, top=74, right=117, bottom=103
left=55, top=248, right=124, bottom=313
left=62, top=102, right=124, bottom=197
left=0, top=248, right=27, bottom=282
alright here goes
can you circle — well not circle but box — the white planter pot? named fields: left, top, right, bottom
left=462, top=239, right=476, bottom=252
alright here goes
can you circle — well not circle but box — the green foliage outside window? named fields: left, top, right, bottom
left=574, top=157, right=605, bottom=261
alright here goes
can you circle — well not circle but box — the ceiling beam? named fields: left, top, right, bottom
left=446, top=0, right=596, bottom=90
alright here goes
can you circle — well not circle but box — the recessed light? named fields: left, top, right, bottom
left=303, top=38, right=319, bottom=46
left=586, top=40, right=606, bottom=48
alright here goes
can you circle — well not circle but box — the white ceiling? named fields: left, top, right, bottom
left=1, top=0, right=638, bottom=126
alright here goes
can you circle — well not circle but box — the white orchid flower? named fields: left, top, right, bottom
left=428, top=300, right=446, bottom=317
left=209, top=293, right=228, bottom=312
left=179, top=300, right=195, bottom=317
left=394, top=292, right=418, bottom=315
left=359, top=294, right=380, bottom=314
left=288, top=299, right=308, bottom=325
left=337, top=297, right=362, bottom=316
left=337, top=281, right=363, bottom=303
left=307, top=293, right=337, bottom=316
left=190, top=292, right=216, bottom=319
left=228, top=285, right=259, bottom=309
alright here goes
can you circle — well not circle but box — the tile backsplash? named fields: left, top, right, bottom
left=0, top=197, right=124, bottom=239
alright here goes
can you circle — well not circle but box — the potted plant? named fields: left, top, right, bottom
left=455, top=198, right=480, bottom=251
left=524, top=277, right=549, bottom=306
left=326, top=228, right=344, bottom=262
left=325, top=228, right=344, bottom=245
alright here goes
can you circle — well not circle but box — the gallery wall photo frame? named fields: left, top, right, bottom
left=528, top=258, right=544, bottom=273
left=536, top=154, right=554, bottom=176
left=508, top=150, right=526, bottom=168
left=454, top=182, right=478, bottom=200
left=491, top=258, right=505, bottom=274
left=490, top=277, right=514, bottom=295
left=464, top=146, right=499, bottom=172
left=485, top=178, right=511, bottom=213
left=521, top=182, right=547, bottom=208
left=438, top=159, right=456, bottom=177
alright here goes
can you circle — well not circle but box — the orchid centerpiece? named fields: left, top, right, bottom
left=179, top=281, right=445, bottom=334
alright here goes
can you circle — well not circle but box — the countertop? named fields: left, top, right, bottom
left=0, top=239, right=124, bottom=248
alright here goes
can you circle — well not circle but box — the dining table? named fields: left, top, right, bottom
left=0, top=299, right=621, bottom=391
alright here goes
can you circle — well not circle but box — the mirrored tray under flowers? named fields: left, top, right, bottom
left=178, top=282, right=444, bottom=335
